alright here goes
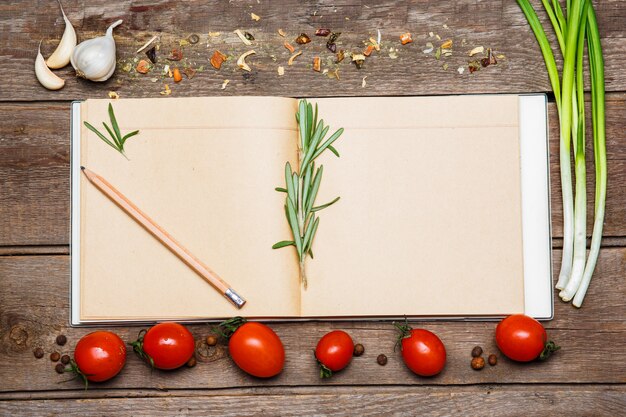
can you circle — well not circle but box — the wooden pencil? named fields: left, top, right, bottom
left=80, top=166, right=246, bottom=309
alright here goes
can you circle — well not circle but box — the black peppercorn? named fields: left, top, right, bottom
left=34, top=347, right=44, bottom=359
left=56, top=335, right=67, bottom=346
left=61, top=354, right=71, bottom=365
left=471, top=357, right=485, bottom=370
left=377, top=354, right=387, bottom=366
left=50, top=352, right=61, bottom=362
left=488, top=354, right=497, bottom=366
left=471, top=346, right=483, bottom=358
left=206, top=335, right=218, bottom=346
left=186, top=356, right=197, bottom=367
left=353, top=343, right=365, bottom=357
left=55, top=363, right=66, bottom=374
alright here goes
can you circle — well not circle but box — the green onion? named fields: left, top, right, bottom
left=517, top=0, right=607, bottom=308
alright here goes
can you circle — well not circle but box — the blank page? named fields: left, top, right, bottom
left=79, top=97, right=300, bottom=320
left=301, top=95, right=525, bottom=316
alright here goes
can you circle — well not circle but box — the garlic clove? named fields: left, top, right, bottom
left=35, top=41, right=65, bottom=90
left=71, top=19, right=122, bottom=82
left=46, top=0, right=77, bottom=69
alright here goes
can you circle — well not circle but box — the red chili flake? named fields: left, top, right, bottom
left=468, top=60, right=481, bottom=73
left=284, top=41, right=295, bottom=53
left=135, top=59, right=150, bottom=74
left=315, top=28, right=331, bottom=37
left=172, top=67, right=183, bottom=82
left=210, top=50, right=227, bottom=70
left=400, top=32, right=413, bottom=45
left=168, top=48, right=183, bottom=61
left=295, top=33, right=311, bottom=44
left=327, top=42, right=337, bottom=53
left=313, top=56, right=321, bottom=72
left=480, top=57, right=490, bottom=67
left=363, top=45, right=375, bottom=57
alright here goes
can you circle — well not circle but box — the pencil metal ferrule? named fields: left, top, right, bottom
left=225, top=288, right=246, bottom=309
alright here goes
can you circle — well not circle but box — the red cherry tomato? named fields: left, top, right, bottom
left=134, top=322, right=195, bottom=370
left=397, top=325, right=446, bottom=377
left=315, top=330, right=354, bottom=377
left=226, top=320, right=285, bottom=378
left=496, top=314, right=558, bottom=362
left=74, top=331, right=126, bottom=382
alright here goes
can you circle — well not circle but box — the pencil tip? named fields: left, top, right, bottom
left=80, top=166, right=85, bottom=171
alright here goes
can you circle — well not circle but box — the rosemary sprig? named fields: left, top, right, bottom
left=273, top=99, right=344, bottom=288
left=83, top=103, right=139, bottom=159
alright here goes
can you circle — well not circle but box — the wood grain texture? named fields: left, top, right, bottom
left=0, top=249, right=624, bottom=393
left=1, top=96, right=625, bottom=246
left=1, top=386, right=625, bottom=416
left=0, top=0, right=624, bottom=101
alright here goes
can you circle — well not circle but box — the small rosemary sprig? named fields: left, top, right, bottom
left=84, top=103, right=139, bottom=159
left=273, top=99, right=344, bottom=288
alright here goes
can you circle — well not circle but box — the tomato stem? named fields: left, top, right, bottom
left=393, top=317, right=412, bottom=351
left=129, top=329, right=155, bottom=369
left=314, top=351, right=333, bottom=378
left=63, top=359, right=90, bottom=390
left=539, top=341, right=561, bottom=361
left=215, top=316, right=248, bottom=340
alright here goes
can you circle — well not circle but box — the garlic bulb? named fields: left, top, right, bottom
left=35, top=41, right=65, bottom=90
left=46, top=0, right=76, bottom=69
left=71, top=19, right=122, bottom=82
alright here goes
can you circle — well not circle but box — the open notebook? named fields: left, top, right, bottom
left=70, top=95, right=553, bottom=325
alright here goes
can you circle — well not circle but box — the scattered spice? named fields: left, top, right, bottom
left=388, top=47, right=398, bottom=59
left=33, top=347, right=44, bottom=359
left=377, top=354, right=388, bottom=366
left=237, top=50, right=256, bottom=71
left=288, top=50, right=302, bottom=66
left=435, top=47, right=441, bottom=60
left=469, top=46, right=484, bottom=57
left=480, top=57, right=490, bottom=68
left=363, top=45, right=375, bottom=57
left=284, top=41, right=295, bottom=53
left=187, top=34, right=200, bottom=44
left=278, top=28, right=287, bottom=37
left=423, top=42, right=434, bottom=53
left=400, top=32, right=412, bottom=45
left=361, top=75, right=367, bottom=88
left=327, top=42, right=337, bottom=53
left=179, top=39, right=190, bottom=47
left=277, top=66, right=285, bottom=76
left=172, top=68, right=182, bottom=82
left=61, top=354, right=71, bottom=365
left=145, top=46, right=157, bottom=64
left=468, top=60, right=481, bottom=73
left=50, top=352, right=61, bottom=362
left=441, top=39, right=453, bottom=49
left=487, top=48, right=497, bottom=65
left=206, top=335, right=218, bottom=346
left=336, top=49, right=345, bottom=63
left=221, top=79, right=230, bottom=89
left=369, top=37, right=380, bottom=51
left=295, top=33, right=311, bottom=45
left=353, top=343, right=365, bottom=357
left=209, top=31, right=221, bottom=37
left=160, top=84, right=171, bottom=95
left=234, top=29, right=252, bottom=46
left=488, top=354, right=498, bottom=366
left=56, top=335, right=67, bottom=346
left=457, top=66, right=465, bottom=74
left=471, top=356, right=485, bottom=370
left=471, top=346, right=483, bottom=358
left=244, top=32, right=255, bottom=41
left=352, top=53, right=365, bottom=69
left=168, top=48, right=183, bottom=61
left=135, top=59, right=151, bottom=74
left=183, top=67, right=196, bottom=79
left=55, top=363, right=66, bottom=374
left=210, top=50, right=227, bottom=70
left=250, top=12, right=261, bottom=21
left=186, top=356, right=197, bottom=367
left=442, top=63, right=449, bottom=70
left=108, top=91, right=119, bottom=100
left=315, top=28, right=331, bottom=37
left=313, top=56, right=321, bottom=72
left=326, top=32, right=341, bottom=53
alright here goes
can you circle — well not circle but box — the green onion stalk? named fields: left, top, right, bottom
left=516, top=0, right=606, bottom=307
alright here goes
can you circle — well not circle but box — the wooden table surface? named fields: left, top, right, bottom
left=1, top=1, right=625, bottom=415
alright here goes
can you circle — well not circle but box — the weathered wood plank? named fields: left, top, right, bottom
left=0, top=249, right=624, bottom=393
left=1, top=96, right=625, bottom=246
left=0, top=386, right=624, bottom=416
left=0, top=0, right=624, bottom=101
